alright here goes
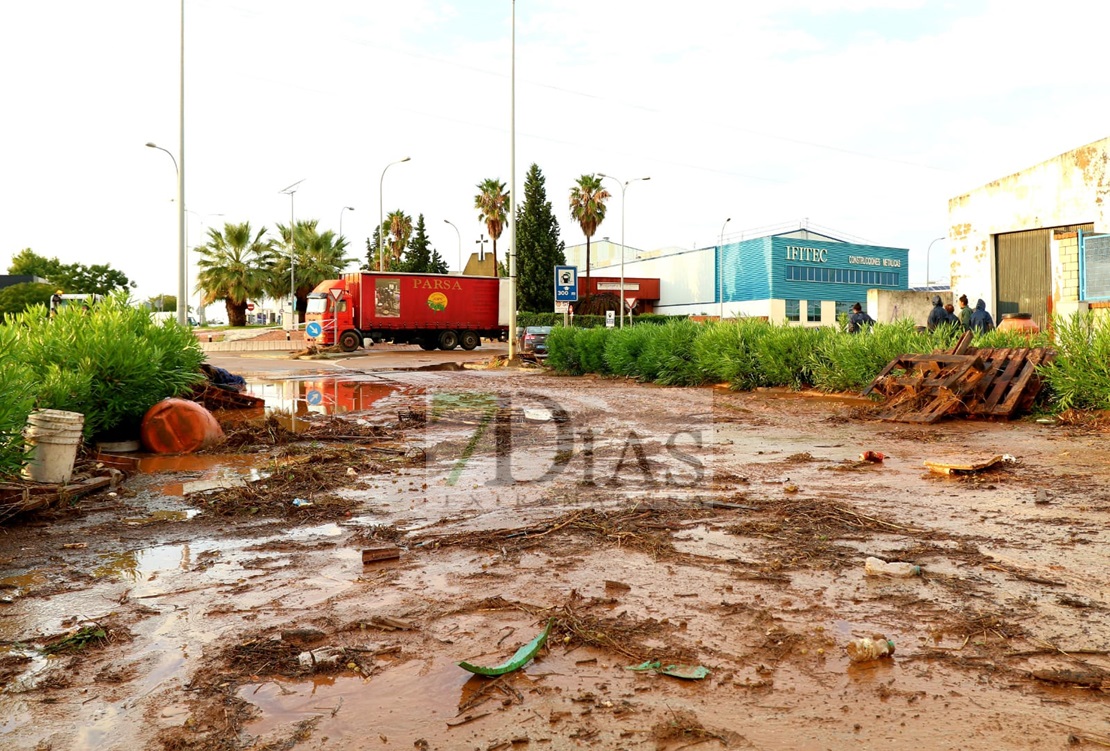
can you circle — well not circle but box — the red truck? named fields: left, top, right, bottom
left=305, top=272, right=510, bottom=352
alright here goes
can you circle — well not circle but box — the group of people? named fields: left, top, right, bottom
left=846, top=293, right=996, bottom=334
left=929, top=294, right=994, bottom=333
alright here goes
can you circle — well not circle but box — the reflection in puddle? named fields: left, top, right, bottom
left=240, top=660, right=464, bottom=741
left=244, top=378, right=399, bottom=417
left=94, top=543, right=200, bottom=581
left=287, top=523, right=344, bottom=539
left=0, top=572, right=48, bottom=597
left=123, top=509, right=201, bottom=525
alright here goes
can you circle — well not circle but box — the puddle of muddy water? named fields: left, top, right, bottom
left=244, top=376, right=401, bottom=417
left=240, top=659, right=465, bottom=741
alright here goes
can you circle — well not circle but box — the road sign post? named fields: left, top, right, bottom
left=555, top=265, right=578, bottom=329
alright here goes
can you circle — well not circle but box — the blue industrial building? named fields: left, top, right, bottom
left=566, top=225, right=909, bottom=324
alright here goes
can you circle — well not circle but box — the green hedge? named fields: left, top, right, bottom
left=0, top=295, right=206, bottom=476
left=545, top=314, right=1110, bottom=413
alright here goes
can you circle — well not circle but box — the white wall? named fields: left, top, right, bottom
left=948, top=137, right=1110, bottom=312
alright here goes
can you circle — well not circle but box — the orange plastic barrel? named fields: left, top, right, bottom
left=998, top=313, right=1040, bottom=336
left=140, top=398, right=225, bottom=454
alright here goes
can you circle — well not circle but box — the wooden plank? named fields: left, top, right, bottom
left=993, top=359, right=1041, bottom=416
left=982, top=349, right=1024, bottom=412
left=951, top=330, right=975, bottom=355
left=924, top=455, right=1005, bottom=475
left=863, top=358, right=908, bottom=396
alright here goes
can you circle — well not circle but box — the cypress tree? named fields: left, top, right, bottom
left=515, top=164, right=566, bottom=312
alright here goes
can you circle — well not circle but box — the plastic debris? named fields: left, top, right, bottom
left=458, top=619, right=553, bottom=676
left=292, top=498, right=314, bottom=507
left=859, top=450, right=885, bottom=463
left=845, top=636, right=895, bottom=663
left=626, top=660, right=710, bottom=680
left=864, top=556, right=922, bottom=577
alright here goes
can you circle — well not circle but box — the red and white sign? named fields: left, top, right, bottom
left=246, top=303, right=255, bottom=311
left=329, top=288, right=344, bottom=301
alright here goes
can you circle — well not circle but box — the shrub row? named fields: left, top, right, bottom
left=546, top=315, right=1105, bottom=412
left=0, top=295, right=205, bottom=475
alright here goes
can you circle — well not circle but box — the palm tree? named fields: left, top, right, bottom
left=386, top=210, right=413, bottom=267
left=474, top=178, right=509, bottom=274
left=569, top=174, right=610, bottom=283
left=195, top=222, right=276, bottom=327
left=273, top=219, right=352, bottom=321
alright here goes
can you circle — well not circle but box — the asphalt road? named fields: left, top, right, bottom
left=204, top=341, right=511, bottom=376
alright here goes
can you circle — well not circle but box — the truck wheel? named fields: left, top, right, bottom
left=438, top=330, right=459, bottom=350
left=459, top=331, right=479, bottom=350
left=339, top=331, right=361, bottom=352
left=418, top=338, right=438, bottom=351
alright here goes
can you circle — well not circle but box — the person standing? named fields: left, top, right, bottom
left=927, top=295, right=949, bottom=331
left=957, top=294, right=972, bottom=328
left=847, top=302, right=875, bottom=333
left=968, top=299, right=995, bottom=333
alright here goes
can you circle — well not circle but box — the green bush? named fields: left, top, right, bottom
left=517, top=312, right=680, bottom=328
left=1040, top=312, right=1110, bottom=411
left=3, top=294, right=205, bottom=442
left=545, top=325, right=583, bottom=375
left=603, top=325, right=656, bottom=379
left=642, top=319, right=704, bottom=386
left=0, top=327, right=38, bottom=477
left=692, top=319, right=773, bottom=389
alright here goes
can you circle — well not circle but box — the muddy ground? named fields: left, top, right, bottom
left=2, top=363, right=1110, bottom=750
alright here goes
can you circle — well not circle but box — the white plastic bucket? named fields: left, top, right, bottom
left=21, top=409, right=85, bottom=485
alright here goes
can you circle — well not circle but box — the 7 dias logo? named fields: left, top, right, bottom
left=420, top=389, right=715, bottom=489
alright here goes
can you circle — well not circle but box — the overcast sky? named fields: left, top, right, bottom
left=2, top=0, right=1108, bottom=311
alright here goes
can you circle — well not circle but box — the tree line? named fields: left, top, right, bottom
left=3, top=163, right=621, bottom=323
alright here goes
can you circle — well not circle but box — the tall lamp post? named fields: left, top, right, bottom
left=925, top=236, right=946, bottom=286
left=444, top=219, right=462, bottom=272
left=379, top=157, right=411, bottom=271
left=339, top=206, right=354, bottom=240
left=719, top=217, right=731, bottom=320
left=185, top=209, right=223, bottom=324
left=279, top=179, right=305, bottom=324
left=597, top=173, right=650, bottom=328
left=145, top=141, right=185, bottom=325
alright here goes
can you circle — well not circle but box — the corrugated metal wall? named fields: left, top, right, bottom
left=995, top=223, right=1092, bottom=328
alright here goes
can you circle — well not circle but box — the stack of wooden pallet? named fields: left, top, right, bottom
left=863, top=331, right=1054, bottom=423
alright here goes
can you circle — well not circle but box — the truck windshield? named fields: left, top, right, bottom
left=306, top=295, right=329, bottom=314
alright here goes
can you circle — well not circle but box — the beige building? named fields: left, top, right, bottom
left=948, top=137, right=1110, bottom=328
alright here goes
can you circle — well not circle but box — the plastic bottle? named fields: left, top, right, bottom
left=845, top=636, right=895, bottom=663
left=864, top=556, right=921, bottom=577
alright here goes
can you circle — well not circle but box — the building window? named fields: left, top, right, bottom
left=785, top=299, right=800, bottom=322
left=1082, top=233, right=1110, bottom=300
left=784, top=266, right=899, bottom=287
left=807, top=302, right=821, bottom=322
left=835, top=301, right=854, bottom=318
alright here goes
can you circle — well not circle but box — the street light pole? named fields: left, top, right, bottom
left=379, top=157, right=411, bottom=272
left=444, top=219, right=462, bottom=272
left=145, top=141, right=184, bottom=324
left=719, top=217, right=731, bottom=320
left=597, top=173, right=650, bottom=328
left=279, top=179, right=305, bottom=324
left=925, top=236, right=946, bottom=286
left=339, top=206, right=354, bottom=240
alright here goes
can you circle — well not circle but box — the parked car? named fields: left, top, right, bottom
left=517, top=325, right=552, bottom=359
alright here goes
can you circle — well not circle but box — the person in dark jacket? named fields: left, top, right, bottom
left=926, top=295, right=951, bottom=331
left=968, top=298, right=995, bottom=333
left=847, top=302, right=875, bottom=333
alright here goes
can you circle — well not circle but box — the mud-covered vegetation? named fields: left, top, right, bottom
left=546, top=314, right=1110, bottom=412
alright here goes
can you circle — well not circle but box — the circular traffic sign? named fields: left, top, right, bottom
left=305, top=321, right=322, bottom=338
left=306, top=389, right=323, bottom=406
left=246, top=303, right=255, bottom=311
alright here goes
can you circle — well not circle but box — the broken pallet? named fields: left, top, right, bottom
left=863, top=332, right=1054, bottom=424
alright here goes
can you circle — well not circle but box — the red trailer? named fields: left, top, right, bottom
left=305, top=272, right=510, bottom=352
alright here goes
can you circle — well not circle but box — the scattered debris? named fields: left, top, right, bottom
left=864, top=332, right=1054, bottom=423
left=458, top=620, right=553, bottom=676
left=923, top=454, right=1016, bottom=475
left=626, top=660, right=710, bottom=680
left=859, top=450, right=885, bottom=463
left=362, top=545, right=402, bottom=564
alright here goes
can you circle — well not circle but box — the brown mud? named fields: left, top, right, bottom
left=1, top=369, right=1109, bottom=750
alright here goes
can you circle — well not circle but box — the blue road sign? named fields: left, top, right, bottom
left=305, top=321, right=322, bottom=338
left=306, top=389, right=323, bottom=406
left=554, top=265, right=578, bottom=302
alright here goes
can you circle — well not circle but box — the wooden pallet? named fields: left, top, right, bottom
left=189, top=382, right=265, bottom=411
left=863, top=333, right=1054, bottom=423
